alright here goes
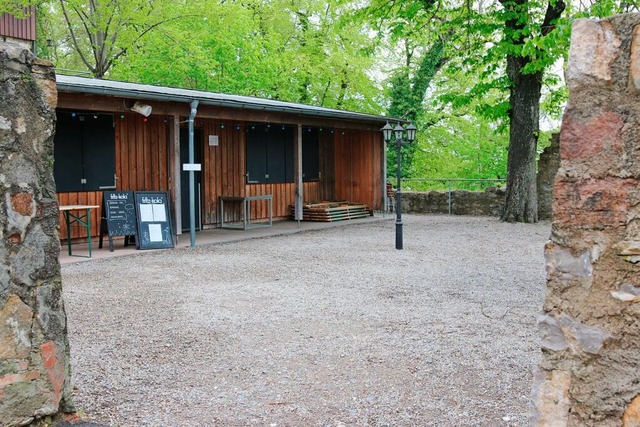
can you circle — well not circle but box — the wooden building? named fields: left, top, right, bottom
left=0, top=7, right=36, bottom=49
left=54, top=75, right=392, bottom=242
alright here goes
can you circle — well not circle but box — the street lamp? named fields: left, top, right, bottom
left=382, top=121, right=417, bottom=250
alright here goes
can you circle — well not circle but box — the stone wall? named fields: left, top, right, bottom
left=536, top=133, right=560, bottom=220
left=532, top=15, right=640, bottom=426
left=402, top=187, right=505, bottom=216
left=0, top=42, right=74, bottom=425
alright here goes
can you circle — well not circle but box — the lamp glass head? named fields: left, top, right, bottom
left=381, top=122, right=393, bottom=142
left=406, top=123, right=417, bottom=142
left=393, top=123, right=404, bottom=141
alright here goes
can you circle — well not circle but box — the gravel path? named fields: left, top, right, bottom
left=62, top=214, right=551, bottom=426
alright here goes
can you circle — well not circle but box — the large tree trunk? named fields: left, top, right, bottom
left=499, top=0, right=565, bottom=223
left=500, top=58, right=541, bottom=223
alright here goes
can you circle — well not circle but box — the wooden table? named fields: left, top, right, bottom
left=59, top=205, right=100, bottom=257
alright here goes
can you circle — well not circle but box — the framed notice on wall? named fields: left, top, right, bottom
left=134, top=191, right=174, bottom=250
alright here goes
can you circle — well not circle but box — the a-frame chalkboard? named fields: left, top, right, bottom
left=99, top=191, right=137, bottom=252
left=134, top=191, right=174, bottom=250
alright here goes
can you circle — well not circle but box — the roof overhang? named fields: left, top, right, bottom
left=55, top=75, right=399, bottom=126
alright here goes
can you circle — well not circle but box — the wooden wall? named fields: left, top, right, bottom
left=57, top=111, right=383, bottom=241
left=57, top=114, right=170, bottom=241
left=0, top=8, right=36, bottom=41
left=333, top=129, right=383, bottom=210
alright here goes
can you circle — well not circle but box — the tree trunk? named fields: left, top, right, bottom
left=501, top=56, right=541, bottom=223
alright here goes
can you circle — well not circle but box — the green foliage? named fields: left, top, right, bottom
left=0, top=0, right=39, bottom=15
left=32, top=0, right=638, bottom=194
left=38, top=0, right=383, bottom=113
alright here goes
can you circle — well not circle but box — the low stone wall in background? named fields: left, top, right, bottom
left=402, top=187, right=505, bottom=217
left=536, top=133, right=560, bottom=220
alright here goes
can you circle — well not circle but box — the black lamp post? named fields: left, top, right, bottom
left=382, top=122, right=417, bottom=250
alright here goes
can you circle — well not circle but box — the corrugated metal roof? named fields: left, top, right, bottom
left=56, top=75, right=395, bottom=124
left=0, top=9, right=37, bottom=41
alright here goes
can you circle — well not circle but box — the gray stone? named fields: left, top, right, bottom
left=545, top=244, right=593, bottom=281
left=538, top=314, right=569, bottom=352
left=9, top=223, right=47, bottom=287
left=569, top=319, right=610, bottom=355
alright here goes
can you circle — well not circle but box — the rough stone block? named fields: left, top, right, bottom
left=10, top=191, right=34, bottom=217
left=553, top=178, right=637, bottom=229
left=538, top=314, right=569, bottom=352
left=624, top=394, right=640, bottom=426
left=566, top=19, right=621, bottom=90
left=569, top=318, right=610, bottom=354
left=538, top=313, right=610, bottom=355
left=0, top=294, right=33, bottom=359
left=545, top=242, right=593, bottom=283
left=559, top=112, right=624, bottom=177
left=40, top=341, right=64, bottom=410
left=630, top=25, right=640, bottom=90
left=531, top=369, right=571, bottom=426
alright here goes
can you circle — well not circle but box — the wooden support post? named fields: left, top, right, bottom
left=169, top=115, right=182, bottom=235
left=382, top=134, right=388, bottom=215
left=294, top=124, right=304, bottom=222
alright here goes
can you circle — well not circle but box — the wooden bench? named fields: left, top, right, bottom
left=220, top=195, right=273, bottom=230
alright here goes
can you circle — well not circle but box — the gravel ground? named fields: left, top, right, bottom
left=62, top=214, right=551, bottom=427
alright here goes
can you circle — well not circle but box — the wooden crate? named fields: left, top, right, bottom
left=290, top=201, right=370, bottom=222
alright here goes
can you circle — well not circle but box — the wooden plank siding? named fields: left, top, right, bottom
left=332, top=129, right=383, bottom=209
left=57, top=113, right=170, bottom=241
left=55, top=95, right=384, bottom=241
left=0, top=8, right=36, bottom=41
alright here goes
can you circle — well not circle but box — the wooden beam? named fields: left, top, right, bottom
left=294, top=124, right=303, bottom=221
left=56, top=92, right=385, bottom=131
left=169, top=115, right=182, bottom=235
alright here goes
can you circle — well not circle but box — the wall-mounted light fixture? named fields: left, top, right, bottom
left=131, top=101, right=152, bottom=117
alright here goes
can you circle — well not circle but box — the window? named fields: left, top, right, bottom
left=54, top=111, right=116, bottom=192
left=302, top=127, right=320, bottom=181
left=246, top=125, right=294, bottom=184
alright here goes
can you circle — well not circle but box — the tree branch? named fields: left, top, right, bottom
left=59, top=0, right=96, bottom=74
left=541, top=0, right=566, bottom=36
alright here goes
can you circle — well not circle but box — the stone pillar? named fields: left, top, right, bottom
left=536, top=133, right=560, bottom=220
left=533, top=15, right=640, bottom=426
left=0, top=43, right=74, bottom=425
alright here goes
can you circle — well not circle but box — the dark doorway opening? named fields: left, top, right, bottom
left=54, top=111, right=116, bottom=192
left=180, top=128, right=202, bottom=232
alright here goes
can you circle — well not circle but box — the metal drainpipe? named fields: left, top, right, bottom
left=188, top=100, right=199, bottom=247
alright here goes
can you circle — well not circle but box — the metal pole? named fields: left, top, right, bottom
left=188, top=100, right=199, bottom=247
left=396, top=139, right=403, bottom=250
left=448, top=180, right=452, bottom=215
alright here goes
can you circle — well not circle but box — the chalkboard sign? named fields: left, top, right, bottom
left=99, top=191, right=137, bottom=252
left=134, top=191, right=174, bottom=250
